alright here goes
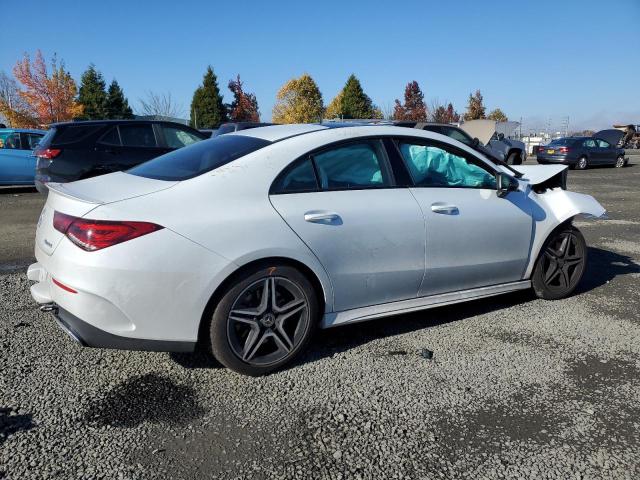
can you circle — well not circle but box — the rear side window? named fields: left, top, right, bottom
left=0, top=132, right=21, bottom=149
left=271, top=159, right=318, bottom=193
left=98, top=127, right=121, bottom=146
left=596, top=139, right=610, bottom=148
left=53, top=125, right=102, bottom=144
left=128, top=135, right=271, bottom=181
left=583, top=139, right=596, bottom=148
left=24, top=133, right=43, bottom=149
left=120, top=124, right=157, bottom=147
left=312, top=141, right=391, bottom=190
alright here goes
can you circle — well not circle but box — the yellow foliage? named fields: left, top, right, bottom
left=272, top=74, right=324, bottom=124
left=324, top=91, right=343, bottom=119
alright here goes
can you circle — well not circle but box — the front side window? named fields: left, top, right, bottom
left=312, top=141, right=391, bottom=190
left=119, top=124, right=157, bottom=147
left=440, top=127, right=473, bottom=146
left=163, top=126, right=202, bottom=148
left=129, top=134, right=271, bottom=181
left=398, top=141, right=496, bottom=189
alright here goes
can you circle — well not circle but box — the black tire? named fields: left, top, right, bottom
left=532, top=225, right=587, bottom=300
left=615, top=156, right=626, bottom=168
left=575, top=156, right=588, bottom=170
left=208, top=264, right=319, bottom=376
left=506, top=151, right=522, bottom=165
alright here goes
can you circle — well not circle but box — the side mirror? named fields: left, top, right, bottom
left=472, top=137, right=480, bottom=147
left=497, top=172, right=519, bottom=198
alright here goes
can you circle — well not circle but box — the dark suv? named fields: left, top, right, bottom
left=34, top=120, right=207, bottom=193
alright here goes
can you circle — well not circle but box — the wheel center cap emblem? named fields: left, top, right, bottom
left=261, top=313, right=275, bottom=328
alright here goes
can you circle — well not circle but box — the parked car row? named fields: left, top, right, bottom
left=0, top=119, right=631, bottom=190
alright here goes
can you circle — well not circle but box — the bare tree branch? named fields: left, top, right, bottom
left=137, top=91, right=184, bottom=120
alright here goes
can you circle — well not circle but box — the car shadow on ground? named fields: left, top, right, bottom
left=575, top=247, right=640, bottom=294
left=0, top=186, right=37, bottom=195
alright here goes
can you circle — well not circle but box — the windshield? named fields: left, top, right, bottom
left=129, top=134, right=271, bottom=181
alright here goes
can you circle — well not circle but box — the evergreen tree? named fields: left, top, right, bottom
left=446, top=103, right=460, bottom=123
left=340, top=74, right=375, bottom=119
left=105, top=80, right=133, bottom=119
left=487, top=108, right=508, bottom=122
left=463, top=89, right=486, bottom=121
left=190, top=66, right=227, bottom=128
left=77, top=64, right=107, bottom=119
left=393, top=81, right=427, bottom=121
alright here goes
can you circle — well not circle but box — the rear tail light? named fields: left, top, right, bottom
left=53, top=211, right=163, bottom=251
left=559, top=147, right=570, bottom=153
left=538, top=146, right=545, bottom=153
left=34, top=148, right=62, bottom=160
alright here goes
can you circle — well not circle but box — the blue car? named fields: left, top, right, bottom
left=0, top=128, right=46, bottom=185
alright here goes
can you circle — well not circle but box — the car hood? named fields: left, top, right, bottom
left=594, top=129, right=625, bottom=147
left=496, top=121, right=520, bottom=138
left=512, top=164, right=567, bottom=186
left=459, top=119, right=496, bottom=145
left=47, top=172, right=178, bottom=205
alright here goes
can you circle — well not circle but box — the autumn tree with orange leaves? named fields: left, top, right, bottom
left=5, top=50, right=82, bottom=127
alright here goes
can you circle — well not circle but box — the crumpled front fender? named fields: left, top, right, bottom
left=524, top=189, right=606, bottom=278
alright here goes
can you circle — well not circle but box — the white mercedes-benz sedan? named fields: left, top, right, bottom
left=28, top=124, right=606, bottom=375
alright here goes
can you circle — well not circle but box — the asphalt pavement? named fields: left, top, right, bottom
left=1, top=160, right=639, bottom=479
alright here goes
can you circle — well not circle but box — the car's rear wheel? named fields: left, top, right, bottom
left=575, top=156, right=588, bottom=170
left=208, top=264, right=318, bottom=376
left=615, top=155, right=626, bottom=168
left=532, top=225, right=587, bottom=300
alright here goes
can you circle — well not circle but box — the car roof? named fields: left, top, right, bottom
left=50, top=120, right=194, bottom=128
left=0, top=128, right=46, bottom=134
left=232, top=123, right=329, bottom=142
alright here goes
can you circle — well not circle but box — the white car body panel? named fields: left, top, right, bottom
left=28, top=124, right=606, bottom=351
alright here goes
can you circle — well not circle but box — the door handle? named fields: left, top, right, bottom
left=304, top=211, right=341, bottom=223
left=431, top=204, right=459, bottom=215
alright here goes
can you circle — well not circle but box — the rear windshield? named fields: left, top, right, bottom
left=548, top=138, right=573, bottom=146
left=128, top=134, right=271, bottom=181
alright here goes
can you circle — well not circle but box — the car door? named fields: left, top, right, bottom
left=582, top=138, right=597, bottom=162
left=394, top=138, right=533, bottom=296
left=269, top=139, right=425, bottom=312
left=0, top=131, right=30, bottom=184
left=595, top=139, right=614, bottom=164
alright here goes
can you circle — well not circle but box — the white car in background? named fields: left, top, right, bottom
left=29, top=124, right=605, bottom=375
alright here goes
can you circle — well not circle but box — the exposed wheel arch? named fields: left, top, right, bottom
left=197, top=257, right=327, bottom=346
left=506, top=149, right=523, bottom=165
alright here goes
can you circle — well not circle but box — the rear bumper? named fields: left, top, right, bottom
left=53, top=305, right=195, bottom=352
left=536, top=156, right=572, bottom=165
left=29, top=261, right=196, bottom=352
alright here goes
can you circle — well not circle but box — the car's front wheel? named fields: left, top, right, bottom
left=208, top=264, right=319, bottom=376
left=532, top=225, right=587, bottom=300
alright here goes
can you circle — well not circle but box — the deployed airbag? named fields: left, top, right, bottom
left=400, top=144, right=496, bottom=188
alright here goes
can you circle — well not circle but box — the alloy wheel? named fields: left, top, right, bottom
left=615, top=156, right=625, bottom=168
left=226, top=277, right=310, bottom=366
left=541, top=232, right=585, bottom=293
left=577, top=157, right=588, bottom=170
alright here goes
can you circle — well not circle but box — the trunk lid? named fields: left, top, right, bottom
left=36, top=172, right=177, bottom=256
left=594, top=129, right=625, bottom=147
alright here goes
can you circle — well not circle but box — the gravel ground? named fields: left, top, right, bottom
left=1, top=162, right=639, bottom=479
